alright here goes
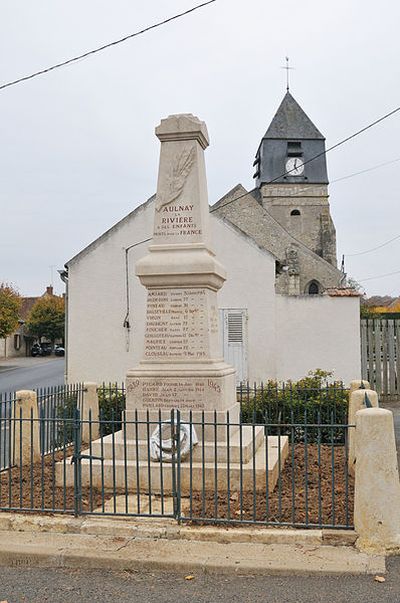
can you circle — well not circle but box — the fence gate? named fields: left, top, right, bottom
left=361, top=318, right=400, bottom=400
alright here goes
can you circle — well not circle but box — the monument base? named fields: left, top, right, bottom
left=56, top=424, right=289, bottom=496
left=126, top=362, right=237, bottom=413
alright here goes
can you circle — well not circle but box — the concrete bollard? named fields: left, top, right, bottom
left=348, top=388, right=379, bottom=476
left=354, top=407, right=400, bottom=553
left=349, top=380, right=370, bottom=393
left=82, top=382, right=99, bottom=442
left=14, top=390, right=41, bottom=466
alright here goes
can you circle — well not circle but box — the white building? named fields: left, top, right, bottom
left=63, top=94, right=361, bottom=385
left=64, top=195, right=360, bottom=386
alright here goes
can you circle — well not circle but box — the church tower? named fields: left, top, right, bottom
left=253, top=92, right=337, bottom=268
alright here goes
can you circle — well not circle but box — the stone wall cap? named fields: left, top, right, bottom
left=155, top=113, right=209, bottom=149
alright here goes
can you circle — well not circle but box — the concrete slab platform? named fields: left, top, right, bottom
left=56, top=434, right=289, bottom=494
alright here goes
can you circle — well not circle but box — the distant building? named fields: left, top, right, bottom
left=63, top=92, right=360, bottom=385
left=0, top=286, right=55, bottom=359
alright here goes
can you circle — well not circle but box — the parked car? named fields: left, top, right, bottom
left=54, top=346, right=65, bottom=357
left=40, top=343, right=53, bottom=356
left=31, top=343, right=43, bottom=357
left=30, top=342, right=53, bottom=357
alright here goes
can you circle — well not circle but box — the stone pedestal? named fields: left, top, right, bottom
left=56, top=114, right=288, bottom=499
left=126, top=113, right=236, bottom=416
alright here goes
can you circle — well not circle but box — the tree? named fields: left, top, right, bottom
left=26, top=295, right=65, bottom=343
left=346, top=276, right=363, bottom=293
left=0, top=283, right=22, bottom=357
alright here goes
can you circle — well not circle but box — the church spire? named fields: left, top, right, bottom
left=263, top=91, right=324, bottom=140
left=254, top=91, right=328, bottom=185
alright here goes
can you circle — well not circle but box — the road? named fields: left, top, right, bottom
left=0, top=358, right=65, bottom=395
left=0, top=562, right=398, bottom=603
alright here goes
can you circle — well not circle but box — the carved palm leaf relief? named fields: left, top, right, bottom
left=156, top=146, right=196, bottom=211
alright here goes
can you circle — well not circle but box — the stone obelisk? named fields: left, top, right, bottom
left=126, top=114, right=236, bottom=415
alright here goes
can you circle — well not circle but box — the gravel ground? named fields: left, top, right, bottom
left=0, top=561, right=399, bottom=603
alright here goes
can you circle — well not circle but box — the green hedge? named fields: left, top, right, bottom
left=239, top=370, right=349, bottom=443
left=97, top=384, right=126, bottom=436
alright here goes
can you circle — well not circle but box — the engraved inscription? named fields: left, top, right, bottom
left=144, top=289, right=209, bottom=360
left=141, top=379, right=206, bottom=409
left=154, top=202, right=202, bottom=240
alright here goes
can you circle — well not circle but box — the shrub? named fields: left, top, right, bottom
left=97, top=384, right=126, bottom=437
left=239, top=370, right=348, bottom=443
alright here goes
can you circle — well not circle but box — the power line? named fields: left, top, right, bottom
left=346, top=233, right=400, bottom=257
left=268, top=106, right=400, bottom=182
left=331, top=157, right=400, bottom=184
left=358, top=269, right=400, bottom=283
left=0, top=1, right=217, bottom=92
left=106, top=99, right=400, bottom=260
left=214, top=106, right=400, bottom=215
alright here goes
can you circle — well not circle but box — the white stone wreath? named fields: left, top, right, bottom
left=150, top=420, right=198, bottom=463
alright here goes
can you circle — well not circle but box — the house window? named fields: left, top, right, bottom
left=290, top=209, right=301, bottom=216
left=307, top=281, right=320, bottom=295
left=14, top=334, right=21, bottom=350
left=287, top=141, right=302, bottom=157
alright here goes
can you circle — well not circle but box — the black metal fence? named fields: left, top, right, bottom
left=0, top=390, right=354, bottom=529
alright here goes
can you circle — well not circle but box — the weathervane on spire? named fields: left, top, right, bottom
left=281, top=56, right=294, bottom=92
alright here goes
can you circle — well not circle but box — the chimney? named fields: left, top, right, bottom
left=46, top=286, right=53, bottom=296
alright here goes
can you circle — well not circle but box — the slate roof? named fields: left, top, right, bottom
left=263, top=92, right=324, bottom=140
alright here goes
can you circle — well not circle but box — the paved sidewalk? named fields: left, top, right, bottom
left=0, top=515, right=385, bottom=577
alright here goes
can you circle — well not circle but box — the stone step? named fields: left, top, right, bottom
left=56, top=435, right=289, bottom=495
left=89, top=425, right=265, bottom=464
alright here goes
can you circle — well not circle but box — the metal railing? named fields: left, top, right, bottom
left=0, top=393, right=15, bottom=471
left=36, top=384, right=84, bottom=455
left=0, top=405, right=354, bottom=529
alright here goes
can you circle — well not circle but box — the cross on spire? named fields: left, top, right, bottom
left=281, top=56, right=294, bottom=92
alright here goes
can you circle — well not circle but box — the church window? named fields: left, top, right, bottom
left=287, top=141, right=302, bottom=157
left=307, top=281, right=320, bottom=295
left=290, top=209, right=301, bottom=216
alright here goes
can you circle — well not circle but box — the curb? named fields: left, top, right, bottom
left=0, top=513, right=385, bottom=576
left=0, top=513, right=357, bottom=546
left=0, top=530, right=385, bottom=576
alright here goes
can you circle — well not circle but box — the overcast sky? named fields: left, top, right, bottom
left=1, top=0, right=399, bottom=297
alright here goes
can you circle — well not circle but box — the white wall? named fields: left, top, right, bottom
left=67, top=201, right=153, bottom=383
left=275, top=294, right=361, bottom=385
left=67, top=198, right=360, bottom=387
left=213, top=218, right=276, bottom=382
left=67, top=200, right=277, bottom=384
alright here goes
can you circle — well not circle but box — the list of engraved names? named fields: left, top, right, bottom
left=144, top=289, right=209, bottom=360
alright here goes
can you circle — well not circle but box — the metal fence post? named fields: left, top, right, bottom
left=82, top=383, right=99, bottom=442
left=72, top=407, right=82, bottom=517
left=170, top=409, right=181, bottom=521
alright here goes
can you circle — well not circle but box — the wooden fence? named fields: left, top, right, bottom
left=361, top=319, right=400, bottom=400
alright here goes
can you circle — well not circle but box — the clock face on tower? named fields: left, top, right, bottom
left=286, top=157, right=304, bottom=176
